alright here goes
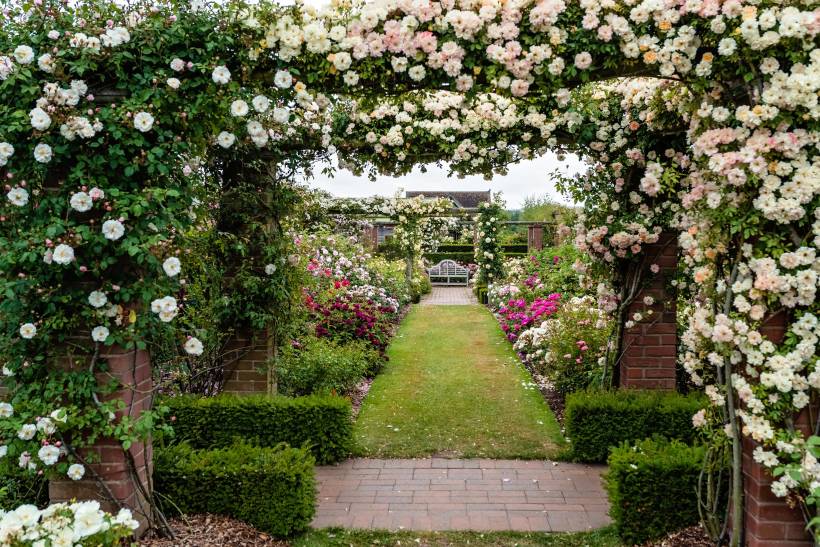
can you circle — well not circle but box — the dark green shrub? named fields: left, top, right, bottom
left=605, top=438, right=705, bottom=544
left=565, top=389, right=704, bottom=462
left=154, top=443, right=315, bottom=537
left=163, top=393, right=352, bottom=464
left=277, top=337, right=380, bottom=396
left=0, top=467, right=49, bottom=509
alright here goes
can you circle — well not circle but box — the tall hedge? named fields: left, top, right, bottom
left=605, top=438, right=705, bottom=544
left=565, top=389, right=705, bottom=462
left=154, top=443, right=315, bottom=537
left=163, top=394, right=352, bottom=464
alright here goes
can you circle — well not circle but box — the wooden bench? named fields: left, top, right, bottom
left=427, top=259, right=469, bottom=286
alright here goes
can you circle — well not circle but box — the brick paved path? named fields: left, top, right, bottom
left=312, top=458, right=610, bottom=532
left=419, top=286, right=477, bottom=305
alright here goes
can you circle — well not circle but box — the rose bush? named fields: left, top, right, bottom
left=514, top=295, right=613, bottom=395
left=0, top=0, right=817, bottom=540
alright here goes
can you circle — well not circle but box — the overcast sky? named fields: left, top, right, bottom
left=305, top=152, right=587, bottom=208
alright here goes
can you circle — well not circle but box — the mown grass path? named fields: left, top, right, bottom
left=353, top=305, right=564, bottom=459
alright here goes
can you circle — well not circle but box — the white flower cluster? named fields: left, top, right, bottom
left=0, top=501, right=138, bottom=545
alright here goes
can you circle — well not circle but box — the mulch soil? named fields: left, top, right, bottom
left=646, top=525, right=714, bottom=546
left=141, top=516, right=714, bottom=546
left=139, top=514, right=288, bottom=547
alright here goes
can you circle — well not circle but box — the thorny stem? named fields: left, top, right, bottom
left=723, top=249, right=743, bottom=547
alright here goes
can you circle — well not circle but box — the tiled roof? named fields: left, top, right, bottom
left=405, top=190, right=491, bottom=209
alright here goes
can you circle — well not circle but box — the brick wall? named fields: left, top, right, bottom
left=619, top=232, right=678, bottom=389
left=740, top=310, right=811, bottom=546
left=222, top=328, right=275, bottom=395
left=49, top=345, right=152, bottom=536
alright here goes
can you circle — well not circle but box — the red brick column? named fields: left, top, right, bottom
left=49, top=345, right=152, bottom=535
left=619, top=232, right=678, bottom=389
left=527, top=224, right=545, bottom=252
left=222, top=328, right=274, bottom=395
left=740, top=310, right=811, bottom=546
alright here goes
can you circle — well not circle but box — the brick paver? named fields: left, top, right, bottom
left=313, top=458, right=610, bottom=532
left=419, top=286, right=477, bottom=305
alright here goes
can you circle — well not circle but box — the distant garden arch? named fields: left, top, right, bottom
left=0, top=1, right=817, bottom=545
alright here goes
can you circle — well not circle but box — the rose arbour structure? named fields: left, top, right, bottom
left=0, top=0, right=817, bottom=545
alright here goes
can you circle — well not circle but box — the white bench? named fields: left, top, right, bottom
left=427, top=259, right=469, bottom=285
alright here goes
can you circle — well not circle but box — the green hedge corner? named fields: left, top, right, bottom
left=565, top=389, right=705, bottom=463
left=154, top=442, right=316, bottom=537
left=163, top=393, right=352, bottom=464
left=605, top=438, right=705, bottom=544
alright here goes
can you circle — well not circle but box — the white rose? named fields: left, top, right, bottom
left=274, top=70, right=293, bottom=89
left=0, top=402, right=14, bottom=418
left=133, top=111, right=154, bottom=132
left=67, top=463, right=85, bottom=480
left=162, top=257, right=181, bottom=277
left=33, top=143, right=52, bottom=163
left=70, top=191, right=93, bottom=212
left=102, top=219, right=125, bottom=241
left=37, top=53, right=54, bottom=73
left=29, top=107, right=51, bottom=131
left=184, top=337, right=204, bottom=356
left=17, top=424, right=36, bottom=440
left=212, top=65, right=231, bottom=84
left=166, top=77, right=181, bottom=89
left=13, top=45, right=34, bottom=64
left=91, top=326, right=109, bottom=342
left=230, top=99, right=249, bottom=117
left=170, top=58, right=185, bottom=72
left=216, top=131, right=236, bottom=148
left=38, top=445, right=60, bottom=466
left=343, top=71, right=359, bottom=86
left=88, top=291, right=107, bottom=308
left=273, top=107, right=290, bottom=124
left=252, top=95, right=270, bottom=113
left=408, top=65, right=426, bottom=81
left=7, top=187, right=29, bottom=207
left=52, top=244, right=75, bottom=265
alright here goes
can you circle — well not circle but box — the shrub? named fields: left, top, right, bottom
left=163, top=393, right=352, bottom=464
left=277, top=337, right=381, bottom=396
left=155, top=442, right=315, bottom=537
left=306, top=291, right=396, bottom=353
left=513, top=295, right=612, bottom=395
left=565, top=389, right=705, bottom=462
left=605, top=438, right=705, bottom=544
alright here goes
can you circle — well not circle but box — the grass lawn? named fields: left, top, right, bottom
left=352, top=305, right=564, bottom=459
left=295, top=527, right=621, bottom=546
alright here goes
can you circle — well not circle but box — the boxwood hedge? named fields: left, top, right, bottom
left=565, top=389, right=705, bottom=462
left=162, top=393, right=352, bottom=464
left=154, top=442, right=315, bottom=537
left=605, top=438, right=706, bottom=544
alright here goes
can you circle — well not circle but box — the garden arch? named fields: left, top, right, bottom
left=0, top=1, right=817, bottom=545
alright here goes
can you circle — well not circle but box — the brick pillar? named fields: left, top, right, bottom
left=740, top=310, right=811, bottom=546
left=222, top=328, right=274, bottom=395
left=619, top=232, right=678, bottom=389
left=49, top=345, right=152, bottom=536
left=527, top=224, right=545, bottom=252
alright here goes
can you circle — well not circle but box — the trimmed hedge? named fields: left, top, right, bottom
left=605, top=438, right=705, bottom=544
left=155, top=443, right=315, bottom=537
left=565, top=389, right=705, bottom=462
left=163, top=394, right=352, bottom=464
